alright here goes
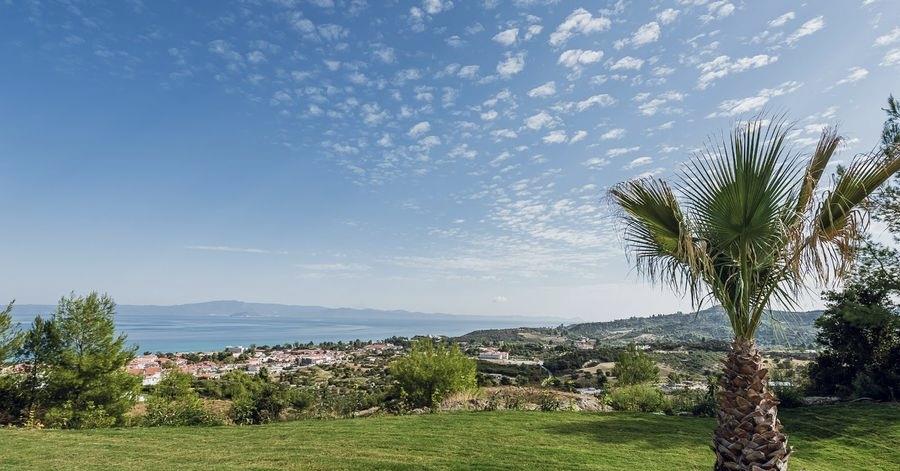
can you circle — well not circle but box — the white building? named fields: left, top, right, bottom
left=478, top=349, right=510, bottom=361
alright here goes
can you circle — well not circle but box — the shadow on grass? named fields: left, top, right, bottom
left=780, top=403, right=900, bottom=444
left=541, top=413, right=712, bottom=450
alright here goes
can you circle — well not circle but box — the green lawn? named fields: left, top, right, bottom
left=1, top=404, right=897, bottom=470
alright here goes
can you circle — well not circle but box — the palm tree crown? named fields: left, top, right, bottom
left=610, top=116, right=900, bottom=340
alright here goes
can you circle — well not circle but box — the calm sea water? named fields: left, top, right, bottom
left=10, top=302, right=554, bottom=353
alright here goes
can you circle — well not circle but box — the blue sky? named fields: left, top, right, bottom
left=1, top=0, right=899, bottom=320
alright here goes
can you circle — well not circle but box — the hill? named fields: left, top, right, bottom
left=0, top=404, right=895, bottom=470
left=458, top=306, right=823, bottom=348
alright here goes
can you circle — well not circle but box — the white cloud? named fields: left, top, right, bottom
left=377, top=134, right=393, bottom=147
left=528, top=81, right=557, bottom=98
left=549, top=8, right=611, bottom=47
left=524, top=24, right=543, bottom=40
left=700, top=1, right=735, bottom=22
left=696, top=54, right=778, bottom=89
left=445, top=35, right=465, bottom=47
left=583, top=157, right=610, bottom=169
left=423, top=0, right=452, bottom=15
left=493, top=28, right=519, bottom=46
left=610, top=56, right=644, bottom=70
left=558, top=49, right=604, bottom=69
left=835, top=67, right=869, bottom=86
left=875, top=27, right=900, bottom=47
left=881, top=49, right=900, bottom=67
left=497, top=52, right=526, bottom=77
left=785, top=16, right=825, bottom=45
left=653, top=66, right=675, bottom=76
left=657, top=9, right=679, bottom=25
left=408, top=121, right=431, bottom=137
left=524, top=111, right=556, bottom=130
left=600, top=128, right=625, bottom=140
left=635, top=91, right=685, bottom=116
left=458, top=65, right=480, bottom=79
left=570, top=130, right=588, bottom=143
left=607, top=146, right=639, bottom=157
left=374, top=45, right=396, bottom=63
left=543, top=130, right=568, bottom=144
left=631, top=22, right=661, bottom=46
left=624, top=156, right=652, bottom=170
left=709, top=81, right=802, bottom=117
left=481, top=110, right=498, bottom=121
left=768, top=11, right=795, bottom=28
left=317, top=24, right=348, bottom=41
left=491, top=129, right=518, bottom=140
left=575, top=94, right=616, bottom=112
left=492, top=296, right=508, bottom=303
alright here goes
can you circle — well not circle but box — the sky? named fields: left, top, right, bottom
left=1, top=0, right=899, bottom=321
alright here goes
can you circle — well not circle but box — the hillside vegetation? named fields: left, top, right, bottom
left=0, top=404, right=896, bottom=470
left=458, top=306, right=822, bottom=348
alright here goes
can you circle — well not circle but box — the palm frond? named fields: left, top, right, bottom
left=809, top=148, right=900, bottom=281
left=608, top=179, right=705, bottom=304
left=794, top=127, right=841, bottom=217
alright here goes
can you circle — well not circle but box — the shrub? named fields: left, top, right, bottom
left=43, top=401, right=116, bottom=429
left=143, top=396, right=222, bottom=426
left=229, top=382, right=288, bottom=425
left=389, top=339, right=476, bottom=408
left=612, top=344, right=659, bottom=386
left=607, top=384, right=670, bottom=413
left=772, top=384, right=804, bottom=409
left=537, top=391, right=563, bottom=411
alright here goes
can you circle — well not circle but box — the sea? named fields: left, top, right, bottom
left=9, top=301, right=560, bottom=353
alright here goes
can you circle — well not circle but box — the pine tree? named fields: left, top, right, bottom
left=44, top=293, right=141, bottom=428
left=0, top=301, right=19, bottom=365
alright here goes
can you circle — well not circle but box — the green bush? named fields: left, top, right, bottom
left=229, top=382, right=289, bottom=425
left=143, top=396, right=222, bottom=426
left=612, top=345, right=659, bottom=386
left=389, top=339, right=476, bottom=409
left=607, top=384, right=670, bottom=413
left=43, top=401, right=116, bottom=429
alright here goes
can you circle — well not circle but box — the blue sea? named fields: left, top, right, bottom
left=10, top=301, right=558, bottom=353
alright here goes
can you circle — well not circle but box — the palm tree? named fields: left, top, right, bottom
left=609, top=115, right=900, bottom=470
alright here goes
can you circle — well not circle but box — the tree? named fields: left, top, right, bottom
left=874, top=95, right=900, bottom=238
left=0, top=301, right=19, bottom=365
left=17, top=315, right=63, bottom=420
left=388, top=339, right=476, bottom=408
left=43, top=293, right=141, bottom=428
left=612, top=344, right=659, bottom=385
left=807, top=241, right=899, bottom=400
left=609, top=113, right=900, bottom=470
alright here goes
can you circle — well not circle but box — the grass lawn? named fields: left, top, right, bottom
left=0, top=403, right=897, bottom=470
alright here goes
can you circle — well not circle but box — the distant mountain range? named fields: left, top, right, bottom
left=9, top=300, right=571, bottom=323
left=458, top=306, right=823, bottom=348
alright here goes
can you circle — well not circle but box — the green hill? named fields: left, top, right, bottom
left=458, top=306, right=822, bottom=348
left=0, top=404, right=896, bottom=470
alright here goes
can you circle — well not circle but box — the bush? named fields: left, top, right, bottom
left=143, top=396, right=222, bottom=427
left=43, top=401, right=116, bottom=429
left=772, top=384, right=804, bottom=409
left=229, top=382, right=289, bottom=425
left=612, top=345, right=659, bottom=386
left=667, top=388, right=716, bottom=416
left=607, top=384, right=670, bottom=413
left=389, top=339, right=476, bottom=409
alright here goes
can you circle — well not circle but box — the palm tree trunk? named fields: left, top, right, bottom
left=713, top=338, right=790, bottom=470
